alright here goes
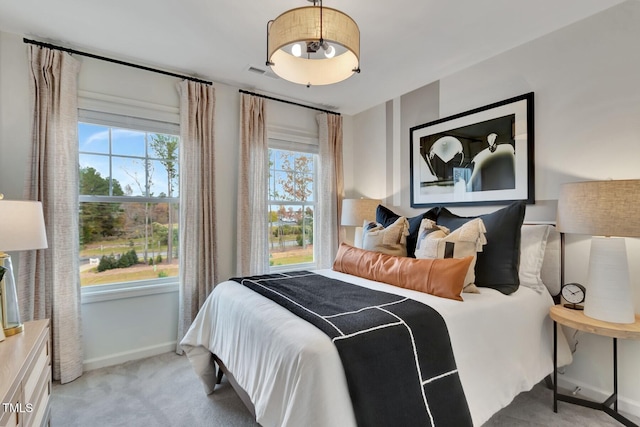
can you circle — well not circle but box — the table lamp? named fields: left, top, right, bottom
left=0, top=196, right=48, bottom=336
left=556, top=180, right=640, bottom=324
left=341, top=198, right=380, bottom=248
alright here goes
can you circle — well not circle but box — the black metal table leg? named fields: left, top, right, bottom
left=554, top=335, right=637, bottom=427
left=553, top=320, right=558, bottom=413
left=614, top=338, right=618, bottom=413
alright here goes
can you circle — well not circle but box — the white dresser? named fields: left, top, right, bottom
left=0, top=320, right=51, bottom=427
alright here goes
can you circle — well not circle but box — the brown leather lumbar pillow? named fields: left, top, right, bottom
left=332, top=243, right=472, bottom=301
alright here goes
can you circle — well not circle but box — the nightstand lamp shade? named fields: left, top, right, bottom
left=341, top=198, right=380, bottom=248
left=0, top=199, right=48, bottom=336
left=556, top=180, right=640, bottom=324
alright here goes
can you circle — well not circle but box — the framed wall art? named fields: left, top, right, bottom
left=410, top=92, right=534, bottom=207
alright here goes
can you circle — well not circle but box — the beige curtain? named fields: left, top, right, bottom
left=236, top=94, right=269, bottom=276
left=176, top=80, right=217, bottom=351
left=317, top=113, right=345, bottom=268
left=18, top=45, right=83, bottom=384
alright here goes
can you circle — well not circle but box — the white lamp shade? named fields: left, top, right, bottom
left=0, top=200, right=48, bottom=252
left=341, top=199, right=380, bottom=227
left=341, top=198, right=380, bottom=249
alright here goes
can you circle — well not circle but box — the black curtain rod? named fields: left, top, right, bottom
left=239, top=89, right=340, bottom=116
left=23, top=38, right=212, bottom=86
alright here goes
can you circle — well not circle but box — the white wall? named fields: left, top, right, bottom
left=0, top=31, right=31, bottom=201
left=347, top=103, right=387, bottom=199
left=349, top=0, right=640, bottom=418
left=0, top=30, right=319, bottom=370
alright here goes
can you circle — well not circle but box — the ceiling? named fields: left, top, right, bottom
left=0, top=0, right=626, bottom=115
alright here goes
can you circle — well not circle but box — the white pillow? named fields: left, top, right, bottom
left=414, top=218, right=486, bottom=293
left=519, top=224, right=550, bottom=294
left=362, top=217, right=409, bottom=257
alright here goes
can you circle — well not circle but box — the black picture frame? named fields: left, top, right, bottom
left=410, top=92, right=534, bottom=207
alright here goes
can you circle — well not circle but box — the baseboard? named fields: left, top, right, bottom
left=83, top=341, right=177, bottom=371
left=557, top=375, right=640, bottom=420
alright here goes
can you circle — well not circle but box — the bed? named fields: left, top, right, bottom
left=181, top=215, right=573, bottom=427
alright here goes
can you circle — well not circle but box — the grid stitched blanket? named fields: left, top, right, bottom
left=231, top=271, right=472, bottom=427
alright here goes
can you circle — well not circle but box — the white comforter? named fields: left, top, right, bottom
left=181, top=269, right=572, bottom=427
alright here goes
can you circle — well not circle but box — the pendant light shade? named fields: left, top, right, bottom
left=267, top=2, right=360, bottom=86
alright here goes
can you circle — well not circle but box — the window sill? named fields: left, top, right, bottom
left=269, top=262, right=317, bottom=274
left=81, top=279, right=179, bottom=304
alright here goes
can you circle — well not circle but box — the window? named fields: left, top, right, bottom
left=78, top=112, right=179, bottom=288
left=268, top=141, right=317, bottom=270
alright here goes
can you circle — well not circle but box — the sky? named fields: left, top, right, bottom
left=78, top=123, right=317, bottom=210
left=78, top=122, right=177, bottom=197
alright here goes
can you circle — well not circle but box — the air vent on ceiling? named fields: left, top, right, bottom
left=247, top=65, right=279, bottom=79
left=247, top=66, right=265, bottom=75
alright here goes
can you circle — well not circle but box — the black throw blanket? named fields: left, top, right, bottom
left=231, top=271, right=472, bottom=427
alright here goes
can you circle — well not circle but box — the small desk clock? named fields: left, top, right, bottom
left=561, top=283, right=586, bottom=310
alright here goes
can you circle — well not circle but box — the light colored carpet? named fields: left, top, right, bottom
left=51, top=352, right=638, bottom=426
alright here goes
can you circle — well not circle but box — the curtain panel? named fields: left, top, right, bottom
left=236, top=94, right=269, bottom=276
left=317, top=113, right=345, bottom=269
left=176, top=80, right=217, bottom=352
left=18, top=45, right=83, bottom=384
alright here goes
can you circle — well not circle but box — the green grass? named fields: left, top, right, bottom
left=270, top=254, right=313, bottom=266
left=269, top=244, right=313, bottom=267
left=80, top=264, right=178, bottom=286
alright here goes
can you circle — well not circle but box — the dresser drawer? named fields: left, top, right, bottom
left=24, top=335, right=49, bottom=405
left=29, top=367, right=51, bottom=427
left=0, top=385, right=21, bottom=427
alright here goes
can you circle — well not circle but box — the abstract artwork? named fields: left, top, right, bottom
left=410, top=93, right=534, bottom=207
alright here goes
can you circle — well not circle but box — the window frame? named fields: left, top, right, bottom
left=267, top=133, right=319, bottom=273
left=78, top=108, right=181, bottom=303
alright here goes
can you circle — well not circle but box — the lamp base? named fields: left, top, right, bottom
left=584, top=237, right=635, bottom=324
left=1, top=254, right=24, bottom=335
left=354, top=226, right=364, bottom=249
left=3, top=323, right=23, bottom=337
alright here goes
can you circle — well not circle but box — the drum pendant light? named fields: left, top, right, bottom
left=266, top=0, right=361, bottom=86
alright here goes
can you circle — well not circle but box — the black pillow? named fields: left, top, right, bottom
left=436, top=201, right=526, bottom=295
left=376, top=205, right=439, bottom=258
